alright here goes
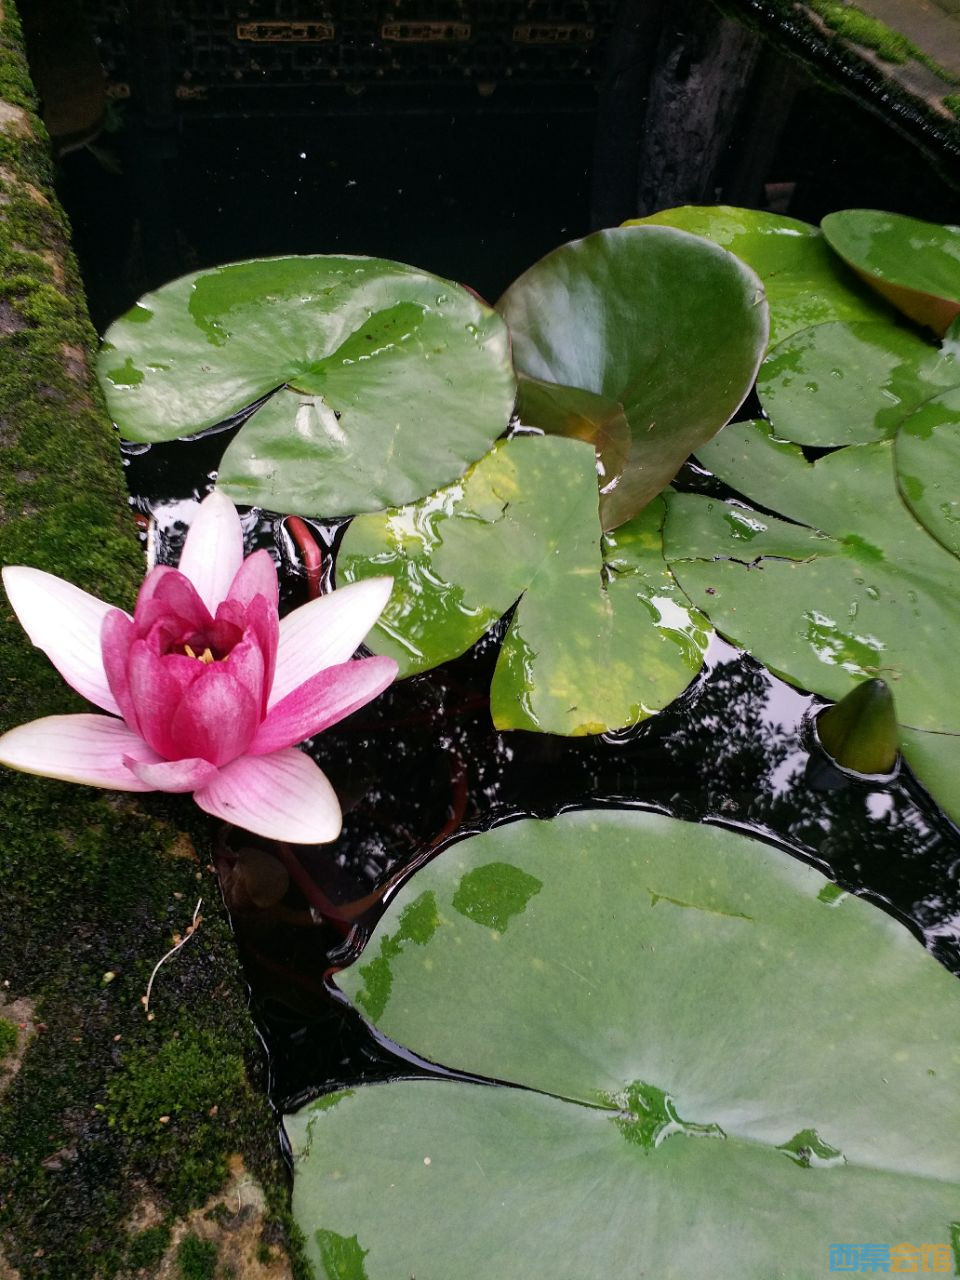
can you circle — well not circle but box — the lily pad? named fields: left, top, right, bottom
left=513, top=374, right=631, bottom=529
left=663, top=419, right=960, bottom=732
left=822, top=210, right=960, bottom=336
left=758, top=320, right=960, bottom=447
left=337, top=433, right=710, bottom=736
left=627, top=205, right=887, bottom=346
left=900, top=727, right=960, bottom=827
left=98, top=256, right=516, bottom=516
left=288, top=810, right=960, bottom=1279
left=496, top=225, right=769, bottom=528
left=894, top=386, right=960, bottom=557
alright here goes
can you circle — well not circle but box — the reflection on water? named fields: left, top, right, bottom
left=121, top=460, right=960, bottom=1109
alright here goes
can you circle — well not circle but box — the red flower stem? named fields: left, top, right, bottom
left=285, top=516, right=323, bottom=599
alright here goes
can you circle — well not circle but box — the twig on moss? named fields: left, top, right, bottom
left=142, top=898, right=203, bottom=1019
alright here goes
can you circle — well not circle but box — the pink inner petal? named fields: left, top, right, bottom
left=239, top=594, right=279, bottom=713
left=228, top=549, right=279, bottom=610
left=124, top=755, right=220, bottom=793
left=249, top=655, right=397, bottom=756
left=193, top=747, right=342, bottom=843
left=0, top=713, right=161, bottom=790
left=101, top=610, right=139, bottom=733
left=127, top=640, right=205, bottom=757
left=168, top=667, right=260, bottom=766
left=134, top=569, right=214, bottom=640
left=220, top=633, right=266, bottom=708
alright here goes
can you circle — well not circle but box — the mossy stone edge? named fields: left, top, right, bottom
left=0, top=3, right=309, bottom=1275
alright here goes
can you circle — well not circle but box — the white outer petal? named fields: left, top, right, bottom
left=3, top=566, right=124, bottom=715
left=269, top=576, right=393, bottom=709
left=178, top=489, right=244, bottom=613
left=193, top=747, right=342, bottom=843
left=0, top=714, right=160, bottom=790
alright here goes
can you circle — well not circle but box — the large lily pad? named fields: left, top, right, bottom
left=822, top=210, right=960, bottom=337
left=496, top=225, right=768, bottom=528
left=894, top=386, right=960, bottom=557
left=288, top=810, right=960, bottom=1279
left=627, top=205, right=887, bottom=346
left=98, top=256, right=516, bottom=515
left=338, top=434, right=710, bottom=736
left=757, top=320, right=960, bottom=447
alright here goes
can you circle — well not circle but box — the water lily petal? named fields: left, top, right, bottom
left=0, top=714, right=160, bottom=790
left=2, top=566, right=124, bottom=715
left=193, top=747, right=342, bottom=843
left=227, top=549, right=280, bottom=610
left=124, top=755, right=220, bottom=792
left=101, top=610, right=139, bottom=733
left=220, top=633, right=267, bottom=709
left=128, top=641, right=204, bottom=757
left=134, top=568, right=213, bottom=640
left=269, top=577, right=394, bottom=709
left=250, top=656, right=397, bottom=755
left=169, top=667, right=260, bottom=766
left=177, top=489, right=244, bottom=613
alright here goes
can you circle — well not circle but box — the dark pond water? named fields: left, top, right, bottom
left=47, top=5, right=960, bottom=1114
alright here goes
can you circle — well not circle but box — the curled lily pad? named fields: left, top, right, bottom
left=98, top=256, right=516, bottom=515
left=758, top=320, right=960, bottom=447
left=337, top=434, right=710, bottom=737
left=822, top=210, right=960, bottom=337
left=496, top=225, right=769, bottom=528
left=628, top=205, right=887, bottom=346
left=900, top=727, right=960, bottom=827
left=894, top=386, right=960, bottom=557
left=288, top=810, right=960, bottom=1279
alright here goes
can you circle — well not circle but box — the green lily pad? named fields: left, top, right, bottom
left=337, top=433, right=710, bottom=736
left=822, top=210, right=960, bottom=337
left=758, top=320, right=960, bottom=447
left=288, top=810, right=960, bottom=1279
left=627, top=205, right=887, bottom=346
left=895, top=386, right=960, bottom=557
left=98, top=256, right=516, bottom=515
left=663, top=419, right=960, bottom=733
left=496, top=226, right=769, bottom=528
left=514, top=374, right=631, bottom=529
left=900, top=727, right=960, bottom=827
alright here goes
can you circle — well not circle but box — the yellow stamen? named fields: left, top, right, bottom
left=184, top=644, right=216, bottom=664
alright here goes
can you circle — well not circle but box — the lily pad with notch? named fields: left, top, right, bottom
left=287, top=810, right=960, bottom=1279
left=337, top=433, right=711, bottom=736
left=98, top=255, right=516, bottom=516
left=496, top=225, right=769, bottom=530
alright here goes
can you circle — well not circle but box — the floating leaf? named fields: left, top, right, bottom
left=628, top=205, right=887, bottom=345
left=98, top=256, right=516, bottom=515
left=514, top=374, right=631, bottom=528
left=496, top=225, right=768, bottom=528
left=758, top=320, right=960, bottom=447
left=894, top=386, right=960, bottom=557
left=288, top=811, right=960, bottom=1279
left=814, top=678, right=899, bottom=776
left=900, top=727, right=960, bottom=827
left=822, top=210, right=960, bottom=336
left=337, top=434, right=710, bottom=736
left=662, top=418, right=960, bottom=814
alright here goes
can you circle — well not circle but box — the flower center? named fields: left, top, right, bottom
left=183, top=644, right=217, bottom=664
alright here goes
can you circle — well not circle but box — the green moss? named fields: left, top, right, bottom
left=807, top=0, right=959, bottom=82
left=176, top=1234, right=218, bottom=1280
left=0, top=1017, right=17, bottom=1060
left=945, top=93, right=960, bottom=117
left=127, top=1224, right=172, bottom=1270
left=0, top=8, right=309, bottom=1278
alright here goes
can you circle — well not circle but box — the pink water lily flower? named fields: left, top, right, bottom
left=0, top=491, right=397, bottom=843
